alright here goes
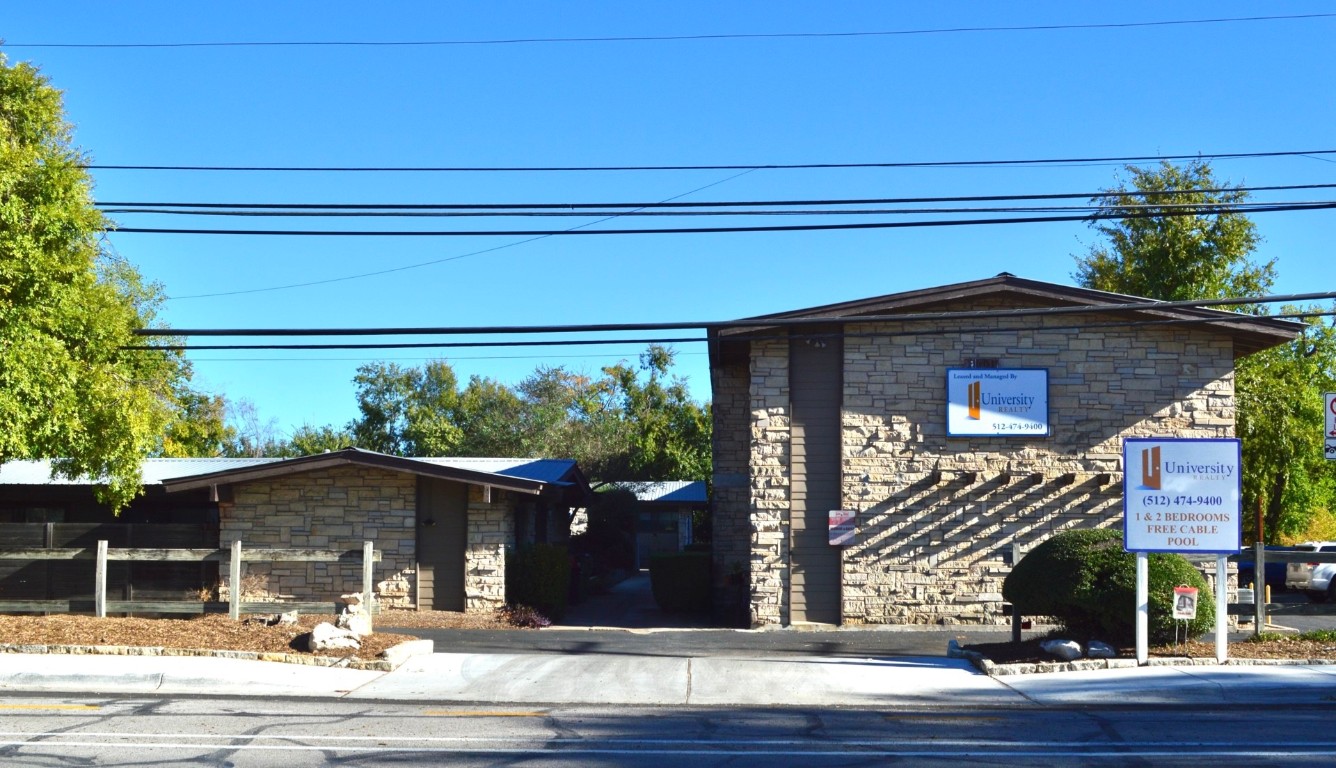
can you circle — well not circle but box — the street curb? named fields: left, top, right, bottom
left=0, top=639, right=434, bottom=672
left=964, top=649, right=1336, bottom=676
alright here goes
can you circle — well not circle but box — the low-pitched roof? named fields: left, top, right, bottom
left=1, top=449, right=590, bottom=499
left=711, top=273, right=1303, bottom=358
left=607, top=480, right=708, bottom=504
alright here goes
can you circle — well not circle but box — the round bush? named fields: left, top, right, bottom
left=1003, top=528, right=1214, bottom=644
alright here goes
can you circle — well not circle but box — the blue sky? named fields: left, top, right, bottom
left=3, top=4, right=1334, bottom=440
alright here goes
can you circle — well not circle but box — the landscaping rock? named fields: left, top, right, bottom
left=1040, top=639, right=1083, bottom=661
left=307, top=622, right=360, bottom=652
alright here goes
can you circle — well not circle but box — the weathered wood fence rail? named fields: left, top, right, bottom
left=0, top=540, right=380, bottom=620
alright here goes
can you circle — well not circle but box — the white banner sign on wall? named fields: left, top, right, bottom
left=1326, top=392, right=1336, bottom=461
left=946, top=368, right=1049, bottom=437
left=1123, top=438, right=1241, bottom=554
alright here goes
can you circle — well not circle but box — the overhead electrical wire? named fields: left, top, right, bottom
left=9, top=13, right=1334, bottom=50
left=131, top=289, right=1336, bottom=340
left=91, top=182, right=1336, bottom=214
left=124, top=310, right=1336, bottom=353
left=108, top=201, right=1336, bottom=237
left=79, top=148, right=1336, bottom=173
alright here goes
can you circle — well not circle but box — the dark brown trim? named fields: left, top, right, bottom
left=160, top=448, right=547, bottom=495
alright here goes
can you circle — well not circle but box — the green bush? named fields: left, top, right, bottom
left=506, top=543, right=570, bottom=620
left=1003, top=528, right=1215, bottom=644
left=649, top=551, right=711, bottom=613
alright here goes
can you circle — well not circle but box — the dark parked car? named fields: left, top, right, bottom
left=1237, top=545, right=1293, bottom=591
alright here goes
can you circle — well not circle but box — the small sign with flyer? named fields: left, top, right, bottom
left=1325, top=392, right=1335, bottom=461
left=1173, top=586, right=1199, bottom=620
left=829, top=510, right=856, bottom=546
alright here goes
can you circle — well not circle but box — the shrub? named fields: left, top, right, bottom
left=1003, top=527, right=1215, bottom=644
left=506, top=543, right=570, bottom=620
left=500, top=604, right=552, bottom=629
left=649, top=551, right=711, bottom=613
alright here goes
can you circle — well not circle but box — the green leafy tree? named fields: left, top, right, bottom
left=350, top=361, right=463, bottom=456
left=454, top=375, right=525, bottom=456
left=1074, top=159, right=1275, bottom=304
left=1236, top=313, right=1336, bottom=540
left=1075, top=161, right=1336, bottom=540
left=601, top=346, right=711, bottom=481
left=159, top=388, right=235, bottom=458
left=285, top=423, right=354, bottom=456
left=0, top=56, right=187, bottom=509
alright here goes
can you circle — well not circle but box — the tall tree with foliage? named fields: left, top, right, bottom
left=1074, top=160, right=1336, bottom=541
left=1074, top=160, right=1275, bottom=303
left=1236, top=314, right=1336, bottom=540
left=0, top=56, right=188, bottom=508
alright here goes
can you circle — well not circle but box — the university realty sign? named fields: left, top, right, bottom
left=1123, top=437, right=1241, bottom=554
left=946, top=368, right=1049, bottom=437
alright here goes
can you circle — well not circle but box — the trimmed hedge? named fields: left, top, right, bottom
left=506, top=543, right=570, bottom=621
left=1003, top=527, right=1214, bottom=644
left=649, top=551, right=711, bottom=613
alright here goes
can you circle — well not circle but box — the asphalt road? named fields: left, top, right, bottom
left=2, top=695, right=1333, bottom=766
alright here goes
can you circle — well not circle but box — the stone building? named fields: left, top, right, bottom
left=0, top=449, right=589, bottom=613
left=707, top=274, right=1301, bottom=627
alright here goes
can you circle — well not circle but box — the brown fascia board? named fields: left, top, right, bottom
left=709, top=274, right=1303, bottom=358
left=160, top=448, right=546, bottom=496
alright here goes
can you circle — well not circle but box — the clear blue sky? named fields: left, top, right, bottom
left=4, top=3, right=1334, bottom=440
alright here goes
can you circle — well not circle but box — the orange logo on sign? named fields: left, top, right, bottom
left=967, top=381, right=981, bottom=420
left=1141, top=446, right=1162, bottom=490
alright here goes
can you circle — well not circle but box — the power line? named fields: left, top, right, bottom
left=132, top=289, right=1335, bottom=339
left=92, top=182, right=1336, bottom=213
left=9, top=13, right=1334, bottom=49
left=98, top=201, right=1336, bottom=220
left=108, top=201, right=1336, bottom=237
left=126, top=311, right=1336, bottom=353
left=79, top=148, right=1336, bottom=173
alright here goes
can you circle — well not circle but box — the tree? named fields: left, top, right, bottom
left=349, top=361, right=463, bottom=456
left=0, top=56, right=188, bottom=509
left=1074, top=160, right=1336, bottom=540
left=601, top=346, right=711, bottom=481
left=1074, top=160, right=1275, bottom=304
left=158, top=388, right=234, bottom=458
left=1236, top=313, right=1336, bottom=540
left=285, top=423, right=354, bottom=456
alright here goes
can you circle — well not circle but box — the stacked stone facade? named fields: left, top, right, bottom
left=713, top=300, right=1244, bottom=627
left=218, top=465, right=521, bottom=613
left=465, top=484, right=513, bottom=612
left=219, top=466, right=418, bottom=608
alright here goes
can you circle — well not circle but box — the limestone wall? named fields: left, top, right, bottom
left=839, top=313, right=1235, bottom=625
left=218, top=466, right=417, bottom=608
left=465, top=485, right=512, bottom=612
left=749, top=339, right=792, bottom=626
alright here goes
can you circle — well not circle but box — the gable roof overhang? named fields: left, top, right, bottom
left=707, top=273, right=1304, bottom=361
left=160, top=447, right=554, bottom=497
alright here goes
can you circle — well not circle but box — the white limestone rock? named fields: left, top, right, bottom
left=308, top=621, right=361, bottom=652
left=1040, top=639, right=1083, bottom=661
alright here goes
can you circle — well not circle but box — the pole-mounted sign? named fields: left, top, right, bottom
left=1123, top=437, right=1240, bottom=665
left=1325, top=392, right=1336, bottom=461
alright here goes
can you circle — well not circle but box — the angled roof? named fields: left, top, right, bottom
left=711, top=273, right=1303, bottom=358
left=2, top=450, right=590, bottom=499
left=607, top=480, right=708, bottom=504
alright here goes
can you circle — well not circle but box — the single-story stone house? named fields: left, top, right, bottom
left=707, top=273, right=1302, bottom=627
left=0, top=448, right=590, bottom=612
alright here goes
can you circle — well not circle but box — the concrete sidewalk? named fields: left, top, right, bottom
left=4, top=648, right=1336, bottom=708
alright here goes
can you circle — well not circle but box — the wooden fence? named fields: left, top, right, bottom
left=0, top=540, right=380, bottom=620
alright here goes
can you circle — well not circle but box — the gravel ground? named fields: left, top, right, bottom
left=0, top=608, right=518, bottom=660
